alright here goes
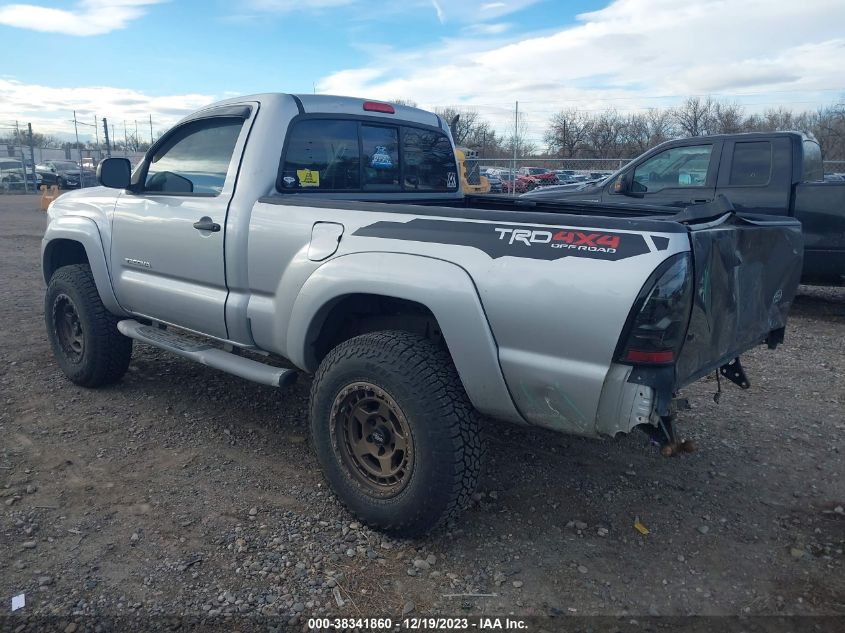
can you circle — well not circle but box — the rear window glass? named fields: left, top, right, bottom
left=730, top=141, right=772, bottom=186
left=280, top=120, right=360, bottom=191
left=278, top=118, right=457, bottom=193
left=403, top=127, right=456, bottom=190
left=362, top=125, right=400, bottom=190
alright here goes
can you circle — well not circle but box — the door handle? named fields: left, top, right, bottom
left=193, top=217, right=220, bottom=232
left=692, top=198, right=711, bottom=204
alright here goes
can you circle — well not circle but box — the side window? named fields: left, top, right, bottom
left=280, top=120, right=360, bottom=190
left=729, top=141, right=772, bottom=186
left=802, top=139, right=823, bottom=182
left=632, top=145, right=713, bottom=193
left=362, top=125, right=400, bottom=190
left=403, top=127, right=457, bottom=190
left=145, top=118, right=243, bottom=195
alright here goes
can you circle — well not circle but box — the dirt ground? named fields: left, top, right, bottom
left=1, top=193, right=843, bottom=627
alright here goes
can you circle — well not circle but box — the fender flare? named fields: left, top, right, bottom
left=41, top=216, right=127, bottom=316
left=287, top=252, right=524, bottom=424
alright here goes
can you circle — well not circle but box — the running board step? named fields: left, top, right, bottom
left=117, top=319, right=297, bottom=388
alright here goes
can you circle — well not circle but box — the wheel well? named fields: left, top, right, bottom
left=44, top=239, right=89, bottom=282
left=309, top=294, right=444, bottom=369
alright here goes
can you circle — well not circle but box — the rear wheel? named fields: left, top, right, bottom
left=310, top=330, right=483, bottom=536
left=45, top=264, right=132, bottom=387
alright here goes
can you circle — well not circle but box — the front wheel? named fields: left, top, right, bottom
left=310, top=331, right=483, bottom=536
left=45, top=264, right=132, bottom=387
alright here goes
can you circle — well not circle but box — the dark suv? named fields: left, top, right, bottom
left=36, top=160, right=95, bottom=189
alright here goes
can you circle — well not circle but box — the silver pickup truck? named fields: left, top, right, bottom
left=42, top=93, right=803, bottom=535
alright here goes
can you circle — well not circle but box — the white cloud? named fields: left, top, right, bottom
left=244, top=0, right=355, bottom=12
left=464, top=22, right=510, bottom=35
left=0, top=78, right=215, bottom=139
left=316, top=0, right=845, bottom=138
left=430, top=0, right=444, bottom=23
left=0, top=0, right=164, bottom=36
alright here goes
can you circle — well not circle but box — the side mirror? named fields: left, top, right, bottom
left=97, top=158, right=131, bottom=189
left=613, top=173, right=631, bottom=194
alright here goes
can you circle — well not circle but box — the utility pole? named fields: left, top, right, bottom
left=102, top=117, right=111, bottom=157
left=511, top=101, right=518, bottom=197
left=27, top=123, right=36, bottom=174
left=73, top=110, right=84, bottom=188
left=134, top=119, right=139, bottom=147
left=149, top=114, right=153, bottom=144
left=123, top=120, right=128, bottom=157
left=15, top=121, right=28, bottom=193
left=93, top=115, right=100, bottom=161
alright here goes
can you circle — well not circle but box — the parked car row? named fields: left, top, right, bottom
left=480, top=166, right=614, bottom=192
left=0, top=158, right=41, bottom=192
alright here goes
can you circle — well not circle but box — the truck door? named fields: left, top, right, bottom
left=715, top=137, right=792, bottom=215
left=109, top=107, right=252, bottom=340
left=609, top=141, right=720, bottom=207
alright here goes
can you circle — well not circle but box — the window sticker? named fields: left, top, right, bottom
left=282, top=175, right=297, bottom=188
left=370, top=145, right=393, bottom=170
left=297, top=169, right=320, bottom=187
left=447, top=171, right=457, bottom=188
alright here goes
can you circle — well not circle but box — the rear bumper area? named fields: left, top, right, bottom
left=595, top=363, right=657, bottom=436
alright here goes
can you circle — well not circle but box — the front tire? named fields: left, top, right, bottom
left=45, top=264, right=132, bottom=387
left=310, top=331, right=483, bottom=536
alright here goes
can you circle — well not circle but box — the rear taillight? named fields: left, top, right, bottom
left=616, top=253, right=693, bottom=366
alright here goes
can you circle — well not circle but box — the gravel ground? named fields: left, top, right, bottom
left=1, top=193, right=843, bottom=627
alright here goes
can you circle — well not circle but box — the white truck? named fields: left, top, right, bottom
left=42, top=93, right=803, bottom=534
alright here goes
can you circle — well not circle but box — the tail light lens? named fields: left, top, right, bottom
left=616, top=253, right=693, bottom=365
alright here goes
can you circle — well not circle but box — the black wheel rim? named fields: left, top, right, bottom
left=330, top=382, right=414, bottom=497
left=53, top=293, right=84, bottom=363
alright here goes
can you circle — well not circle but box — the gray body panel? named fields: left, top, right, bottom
left=41, top=93, right=801, bottom=439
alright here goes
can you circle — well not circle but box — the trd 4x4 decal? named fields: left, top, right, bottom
left=353, top=218, right=663, bottom=261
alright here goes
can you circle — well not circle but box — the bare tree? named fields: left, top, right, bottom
left=673, top=96, right=715, bottom=137
left=712, top=101, right=746, bottom=134
left=587, top=110, right=625, bottom=158
left=391, top=98, right=418, bottom=108
left=464, top=121, right=505, bottom=157
left=545, top=108, right=592, bottom=157
left=622, top=109, right=673, bottom=155
left=434, top=107, right=481, bottom=146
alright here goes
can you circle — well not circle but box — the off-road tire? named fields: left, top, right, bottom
left=45, top=264, right=132, bottom=387
left=310, top=330, right=483, bottom=536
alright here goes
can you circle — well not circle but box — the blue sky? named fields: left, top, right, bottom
left=1, top=0, right=843, bottom=143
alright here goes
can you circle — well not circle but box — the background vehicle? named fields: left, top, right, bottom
left=36, top=160, right=96, bottom=189
left=518, top=166, right=558, bottom=187
left=456, top=146, right=490, bottom=194
left=500, top=171, right=536, bottom=193
left=523, top=132, right=845, bottom=284
left=0, top=158, right=38, bottom=192
left=41, top=94, right=803, bottom=535
left=484, top=170, right=502, bottom=193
